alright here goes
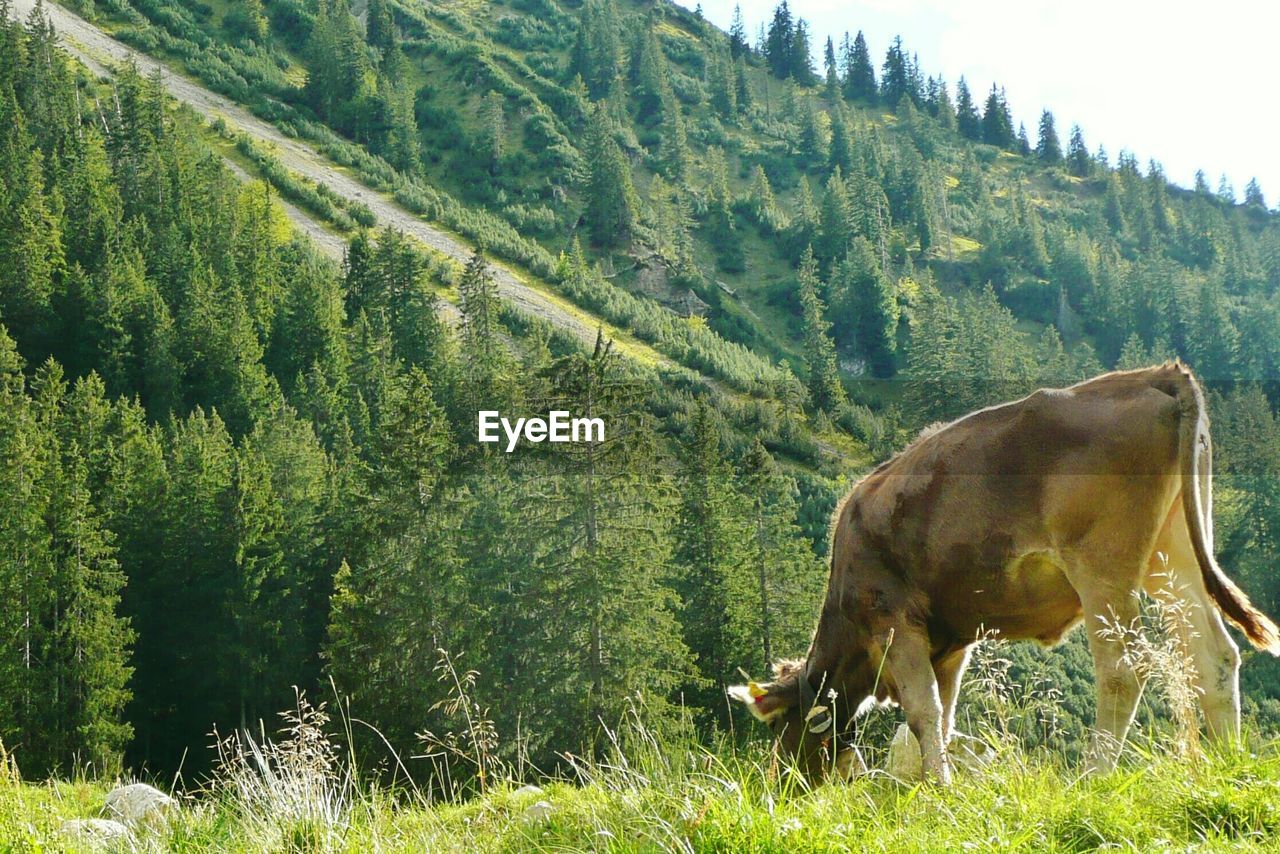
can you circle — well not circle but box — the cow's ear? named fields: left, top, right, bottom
left=728, top=678, right=795, bottom=723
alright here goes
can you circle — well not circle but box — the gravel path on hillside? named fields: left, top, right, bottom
left=17, top=0, right=594, bottom=343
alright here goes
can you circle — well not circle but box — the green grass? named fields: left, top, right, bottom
left=8, top=733, right=1280, bottom=851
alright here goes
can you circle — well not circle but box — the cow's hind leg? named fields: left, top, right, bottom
left=1145, top=508, right=1242, bottom=744
left=886, top=625, right=951, bottom=783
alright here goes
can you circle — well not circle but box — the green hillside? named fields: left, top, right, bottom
left=3, top=0, right=1280, bottom=823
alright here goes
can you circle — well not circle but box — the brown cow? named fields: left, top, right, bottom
left=730, top=362, right=1280, bottom=783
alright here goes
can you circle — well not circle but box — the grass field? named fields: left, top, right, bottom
left=6, top=718, right=1280, bottom=851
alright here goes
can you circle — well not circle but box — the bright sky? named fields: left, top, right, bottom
left=692, top=0, right=1279, bottom=205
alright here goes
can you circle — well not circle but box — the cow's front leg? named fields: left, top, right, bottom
left=886, top=625, right=952, bottom=784
left=933, top=646, right=972, bottom=745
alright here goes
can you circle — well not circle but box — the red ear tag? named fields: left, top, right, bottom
left=754, top=695, right=765, bottom=705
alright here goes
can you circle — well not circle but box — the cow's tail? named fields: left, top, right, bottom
left=1172, top=362, right=1280, bottom=654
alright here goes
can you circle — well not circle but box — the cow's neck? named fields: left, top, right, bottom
left=802, top=611, right=882, bottom=722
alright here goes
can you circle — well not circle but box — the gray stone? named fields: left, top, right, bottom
left=59, top=818, right=131, bottom=845
left=103, top=782, right=175, bottom=826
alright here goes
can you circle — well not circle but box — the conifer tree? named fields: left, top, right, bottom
left=476, top=91, right=506, bottom=175
left=1067, top=124, right=1091, bottom=176
left=823, top=36, right=839, bottom=100
left=706, top=147, right=743, bottom=272
left=880, top=36, right=910, bottom=108
left=955, top=77, right=980, bottom=140
left=674, top=399, right=751, bottom=714
left=817, top=169, right=852, bottom=272
left=733, top=54, right=753, bottom=113
left=797, top=247, right=845, bottom=411
left=982, top=84, right=1014, bottom=148
left=828, top=101, right=854, bottom=174
left=583, top=103, right=639, bottom=246
left=571, top=0, right=622, bottom=99
left=708, top=48, right=737, bottom=121
left=834, top=236, right=898, bottom=377
left=739, top=440, right=824, bottom=670
left=842, top=30, right=876, bottom=102
left=1244, top=179, right=1267, bottom=210
left=658, top=94, right=691, bottom=182
left=764, top=0, right=793, bottom=79
left=789, top=19, right=817, bottom=86
left=530, top=335, right=689, bottom=744
left=745, top=165, right=787, bottom=234
left=1036, top=109, right=1062, bottom=164
left=729, top=4, right=749, bottom=57
left=458, top=249, right=507, bottom=412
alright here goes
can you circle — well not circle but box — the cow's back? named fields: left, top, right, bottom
left=832, top=367, right=1185, bottom=645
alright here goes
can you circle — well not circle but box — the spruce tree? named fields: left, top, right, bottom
left=531, top=335, right=689, bottom=745
left=880, top=36, right=910, bottom=108
left=789, top=19, right=817, bottom=86
left=955, top=77, right=980, bottom=140
left=982, top=84, right=1014, bottom=148
left=823, top=35, right=839, bottom=99
left=842, top=30, right=876, bottom=102
left=1036, top=109, right=1062, bottom=164
left=797, top=247, right=846, bottom=411
left=834, top=236, right=897, bottom=377
left=764, top=0, right=793, bottom=79
left=583, top=103, right=638, bottom=246
left=1067, top=124, right=1091, bottom=176
left=728, top=4, right=749, bottom=57
left=739, top=440, right=824, bottom=670
left=674, top=399, right=751, bottom=715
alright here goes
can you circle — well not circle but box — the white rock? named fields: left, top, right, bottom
left=950, top=731, right=997, bottom=773
left=885, top=723, right=922, bottom=780
left=522, top=799, right=554, bottom=823
left=513, top=784, right=543, bottom=798
left=103, top=782, right=175, bottom=826
left=59, top=818, right=131, bottom=844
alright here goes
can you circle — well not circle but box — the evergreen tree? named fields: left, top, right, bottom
left=738, top=439, right=823, bottom=670
left=764, top=0, right=793, bottom=79
left=674, top=399, right=751, bottom=714
left=788, top=19, right=817, bottom=86
left=745, top=164, right=787, bottom=234
left=733, top=54, right=753, bottom=113
left=583, top=103, right=638, bottom=246
left=531, top=335, right=689, bottom=745
left=1067, top=124, right=1091, bottom=176
left=476, top=91, right=505, bottom=176
left=955, top=77, right=980, bottom=140
left=842, top=30, right=876, bottom=103
left=823, top=36, right=839, bottom=100
left=828, top=101, right=854, bottom=174
left=728, top=4, right=749, bottom=58
left=797, top=247, right=845, bottom=411
left=982, top=84, right=1014, bottom=148
left=880, top=35, right=910, bottom=108
left=658, top=93, right=691, bottom=182
left=707, top=48, right=737, bottom=121
left=1244, top=178, right=1267, bottom=210
left=817, top=168, right=852, bottom=272
left=706, top=147, right=742, bottom=272
left=458, top=250, right=508, bottom=412
left=834, top=236, right=898, bottom=376
left=1036, top=109, right=1062, bottom=163
left=571, top=0, right=622, bottom=99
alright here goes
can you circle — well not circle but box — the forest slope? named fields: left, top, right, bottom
left=15, top=0, right=633, bottom=350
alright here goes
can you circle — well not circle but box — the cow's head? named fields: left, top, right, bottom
left=729, top=659, right=865, bottom=781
